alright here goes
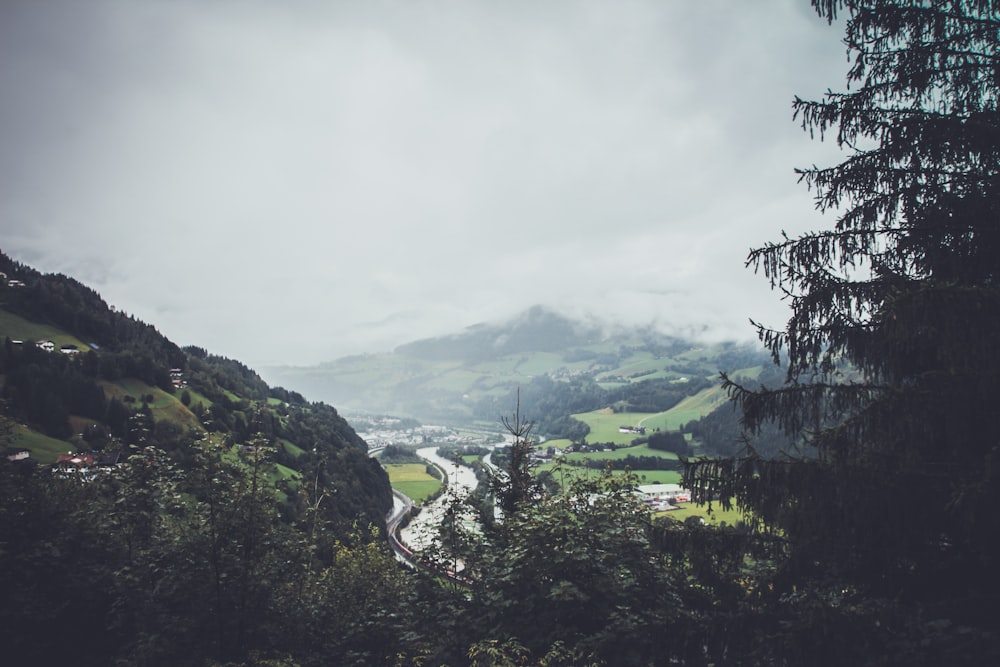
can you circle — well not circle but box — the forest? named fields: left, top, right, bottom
left=4, top=1, right=1000, bottom=664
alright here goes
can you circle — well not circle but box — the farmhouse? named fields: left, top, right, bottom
left=3, top=447, right=30, bottom=462
left=56, top=452, right=97, bottom=468
left=636, top=483, right=690, bottom=504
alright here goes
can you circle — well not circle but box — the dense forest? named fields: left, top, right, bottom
left=4, top=1, right=1000, bottom=664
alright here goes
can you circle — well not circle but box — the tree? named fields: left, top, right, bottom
left=447, top=467, right=690, bottom=664
left=685, top=1, right=1000, bottom=661
left=489, top=389, right=542, bottom=516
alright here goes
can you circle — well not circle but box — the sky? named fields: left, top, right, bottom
left=0, top=0, right=851, bottom=371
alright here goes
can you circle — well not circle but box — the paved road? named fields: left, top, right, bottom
left=385, top=489, right=415, bottom=564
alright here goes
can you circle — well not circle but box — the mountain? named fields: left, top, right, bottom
left=264, top=305, right=771, bottom=428
left=0, top=250, right=391, bottom=528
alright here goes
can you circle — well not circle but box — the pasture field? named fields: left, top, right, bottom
left=281, top=439, right=306, bottom=458
left=0, top=309, right=89, bottom=351
left=11, top=425, right=72, bottom=464
left=384, top=463, right=442, bottom=503
left=562, top=443, right=678, bottom=463
left=656, top=502, right=747, bottom=527
left=572, top=384, right=732, bottom=443
left=596, top=351, right=674, bottom=382
left=638, top=385, right=731, bottom=431
left=571, top=409, right=661, bottom=444
left=535, top=461, right=682, bottom=486
left=272, top=463, right=302, bottom=483
left=102, top=379, right=204, bottom=432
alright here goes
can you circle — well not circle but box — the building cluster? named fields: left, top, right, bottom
left=0, top=271, right=26, bottom=288
left=170, top=368, right=187, bottom=389
left=635, top=483, right=691, bottom=511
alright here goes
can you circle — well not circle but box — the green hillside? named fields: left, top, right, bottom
left=0, top=250, right=392, bottom=532
left=265, top=307, right=769, bottom=435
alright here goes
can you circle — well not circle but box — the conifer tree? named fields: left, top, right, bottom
left=685, top=0, right=1000, bottom=655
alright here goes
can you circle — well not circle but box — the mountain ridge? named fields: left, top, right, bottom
left=0, top=249, right=392, bottom=530
left=264, top=304, right=769, bottom=427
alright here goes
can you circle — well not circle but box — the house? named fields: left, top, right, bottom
left=60, top=345, right=80, bottom=355
left=35, top=339, right=55, bottom=352
left=636, top=483, right=691, bottom=504
left=56, top=452, right=97, bottom=468
left=3, top=447, right=30, bottom=462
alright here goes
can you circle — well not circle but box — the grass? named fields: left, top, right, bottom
left=535, top=462, right=682, bottom=486
left=11, top=425, right=73, bottom=464
left=571, top=385, right=732, bottom=443
left=384, top=463, right=443, bottom=503
left=640, top=385, right=732, bottom=431
left=0, top=308, right=90, bottom=350
left=101, top=379, right=204, bottom=433
left=281, top=439, right=306, bottom=458
left=562, top=443, right=678, bottom=463
left=272, top=463, right=302, bottom=486
left=655, top=501, right=748, bottom=527
left=570, top=409, right=661, bottom=445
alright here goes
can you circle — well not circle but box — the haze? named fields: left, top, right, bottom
left=0, top=0, right=849, bottom=369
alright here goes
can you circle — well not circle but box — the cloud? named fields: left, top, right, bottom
left=0, top=0, right=850, bottom=368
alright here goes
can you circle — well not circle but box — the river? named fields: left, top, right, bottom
left=398, top=446, right=481, bottom=552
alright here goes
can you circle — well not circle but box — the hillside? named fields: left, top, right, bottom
left=264, top=304, right=772, bottom=431
left=0, top=250, right=391, bottom=529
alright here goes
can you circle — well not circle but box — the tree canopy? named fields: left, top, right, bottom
left=687, top=0, right=1000, bottom=660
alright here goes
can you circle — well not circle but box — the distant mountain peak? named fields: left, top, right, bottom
left=394, top=305, right=603, bottom=361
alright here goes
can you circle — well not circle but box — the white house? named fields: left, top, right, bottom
left=636, top=483, right=690, bottom=504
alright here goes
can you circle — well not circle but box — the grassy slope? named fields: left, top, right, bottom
left=101, top=379, right=205, bottom=433
left=10, top=425, right=72, bottom=464
left=0, top=309, right=91, bottom=350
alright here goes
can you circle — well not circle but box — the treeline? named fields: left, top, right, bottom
left=0, top=250, right=391, bottom=537
left=1, top=252, right=187, bottom=366
left=475, top=373, right=715, bottom=440
left=571, top=454, right=683, bottom=472
left=0, top=441, right=405, bottom=667
left=682, top=364, right=801, bottom=458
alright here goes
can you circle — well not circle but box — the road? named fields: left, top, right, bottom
left=385, top=489, right=415, bottom=564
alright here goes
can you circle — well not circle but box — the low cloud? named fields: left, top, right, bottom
left=1, top=0, right=848, bottom=368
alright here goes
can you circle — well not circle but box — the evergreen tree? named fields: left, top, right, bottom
left=685, top=0, right=1000, bottom=661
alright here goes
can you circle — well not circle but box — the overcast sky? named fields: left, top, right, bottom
left=1, top=0, right=850, bottom=370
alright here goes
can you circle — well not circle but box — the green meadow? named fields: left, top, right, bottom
left=571, top=383, right=731, bottom=442
left=0, top=309, right=90, bottom=351
left=11, top=425, right=72, bottom=464
left=535, top=461, right=682, bottom=486
left=384, top=462, right=442, bottom=503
